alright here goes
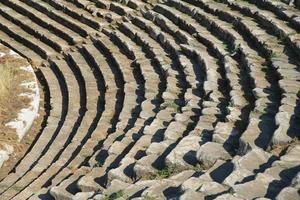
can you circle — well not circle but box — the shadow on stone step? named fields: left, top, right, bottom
left=209, top=161, right=234, bottom=183
left=66, top=176, right=82, bottom=195
left=38, top=191, right=55, bottom=200
left=266, top=165, right=300, bottom=199
left=183, top=150, right=198, bottom=166
left=163, top=185, right=183, bottom=199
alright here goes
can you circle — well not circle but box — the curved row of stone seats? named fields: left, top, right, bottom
left=75, top=22, right=188, bottom=194
left=43, top=30, right=159, bottom=200
left=128, top=14, right=207, bottom=169
left=252, top=0, right=300, bottom=30
left=235, top=0, right=300, bottom=145
left=0, top=29, right=43, bottom=67
left=2, top=0, right=83, bottom=45
left=180, top=160, right=234, bottom=199
left=33, top=32, right=149, bottom=198
left=11, top=52, right=105, bottom=199
left=85, top=32, right=161, bottom=167
left=176, top=0, right=282, bottom=154
left=127, top=14, right=200, bottom=104
left=8, top=33, right=144, bottom=199
left=105, top=25, right=199, bottom=174
left=0, top=54, right=90, bottom=199
left=93, top=35, right=141, bottom=132
left=70, top=169, right=195, bottom=199
left=149, top=2, right=257, bottom=157
left=115, top=21, right=203, bottom=174
left=118, top=21, right=185, bottom=103
left=39, top=0, right=104, bottom=30
left=109, top=1, right=137, bottom=16
left=0, top=2, right=68, bottom=53
left=136, top=11, right=227, bottom=123
left=131, top=170, right=195, bottom=199
left=192, top=0, right=299, bottom=152
left=51, top=11, right=209, bottom=195
left=52, top=5, right=243, bottom=196
left=0, top=64, right=62, bottom=186
left=167, top=0, right=279, bottom=111
left=27, top=40, right=126, bottom=199
left=106, top=29, right=161, bottom=120
left=133, top=10, right=235, bottom=168
left=173, top=1, right=272, bottom=155
left=0, top=0, right=299, bottom=199
left=66, top=144, right=286, bottom=199
left=0, top=36, right=127, bottom=198
left=225, top=0, right=300, bottom=58
left=144, top=2, right=264, bottom=167
left=68, top=0, right=123, bottom=22
left=67, top=0, right=140, bottom=22
left=48, top=36, right=197, bottom=200
left=232, top=144, right=300, bottom=199
left=0, top=0, right=106, bottom=66
left=219, top=0, right=300, bottom=146
left=92, top=0, right=135, bottom=16
left=94, top=0, right=148, bottom=14
left=148, top=1, right=300, bottom=198
left=61, top=1, right=298, bottom=198
left=20, top=0, right=98, bottom=37
left=110, top=0, right=149, bottom=10
left=83, top=143, right=298, bottom=199
left=0, top=59, right=74, bottom=194
left=180, top=146, right=281, bottom=199
left=162, top=0, right=280, bottom=158
left=0, top=11, right=56, bottom=59
left=80, top=0, right=151, bottom=23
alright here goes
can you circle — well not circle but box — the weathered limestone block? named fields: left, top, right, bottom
left=196, top=142, right=232, bottom=168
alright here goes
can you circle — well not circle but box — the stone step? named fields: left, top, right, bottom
left=176, top=1, right=278, bottom=152
left=224, top=148, right=277, bottom=187
left=197, top=0, right=298, bottom=151
left=252, top=0, right=300, bottom=32
left=107, top=29, right=161, bottom=120
left=94, top=34, right=141, bottom=131
left=0, top=65, right=60, bottom=190
left=117, top=21, right=184, bottom=101
left=0, top=3, right=69, bottom=52
left=150, top=4, right=259, bottom=151
left=42, top=0, right=104, bottom=30
left=9, top=51, right=103, bottom=198
left=75, top=19, right=196, bottom=191
left=0, top=13, right=57, bottom=59
left=21, top=0, right=97, bottom=37
left=25, top=42, right=126, bottom=197
left=176, top=0, right=278, bottom=104
left=4, top=0, right=83, bottom=45
left=226, top=0, right=300, bottom=57
left=73, top=0, right=123, bottom=22
left=233, top=145, right=300, bottom=199
left=0, top=29, right=43, bottom=66
left=126, top=15, right=201, bottom=104
left=152, top=4, right=243, bottom=92
left=0, top=56, right=86, bottom=198
left=49, top=168, right=88, bottom=200
left=0, top=62, right=69, bottom=194
left=0, top=0, right=299, bottom=199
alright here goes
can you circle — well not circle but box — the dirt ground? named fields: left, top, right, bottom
left=0, top=45, right=45, bottom=178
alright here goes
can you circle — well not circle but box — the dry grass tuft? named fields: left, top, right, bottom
left=0, top=62, right=17, bottom=100
left=0, top=53, right=30, bottom=141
